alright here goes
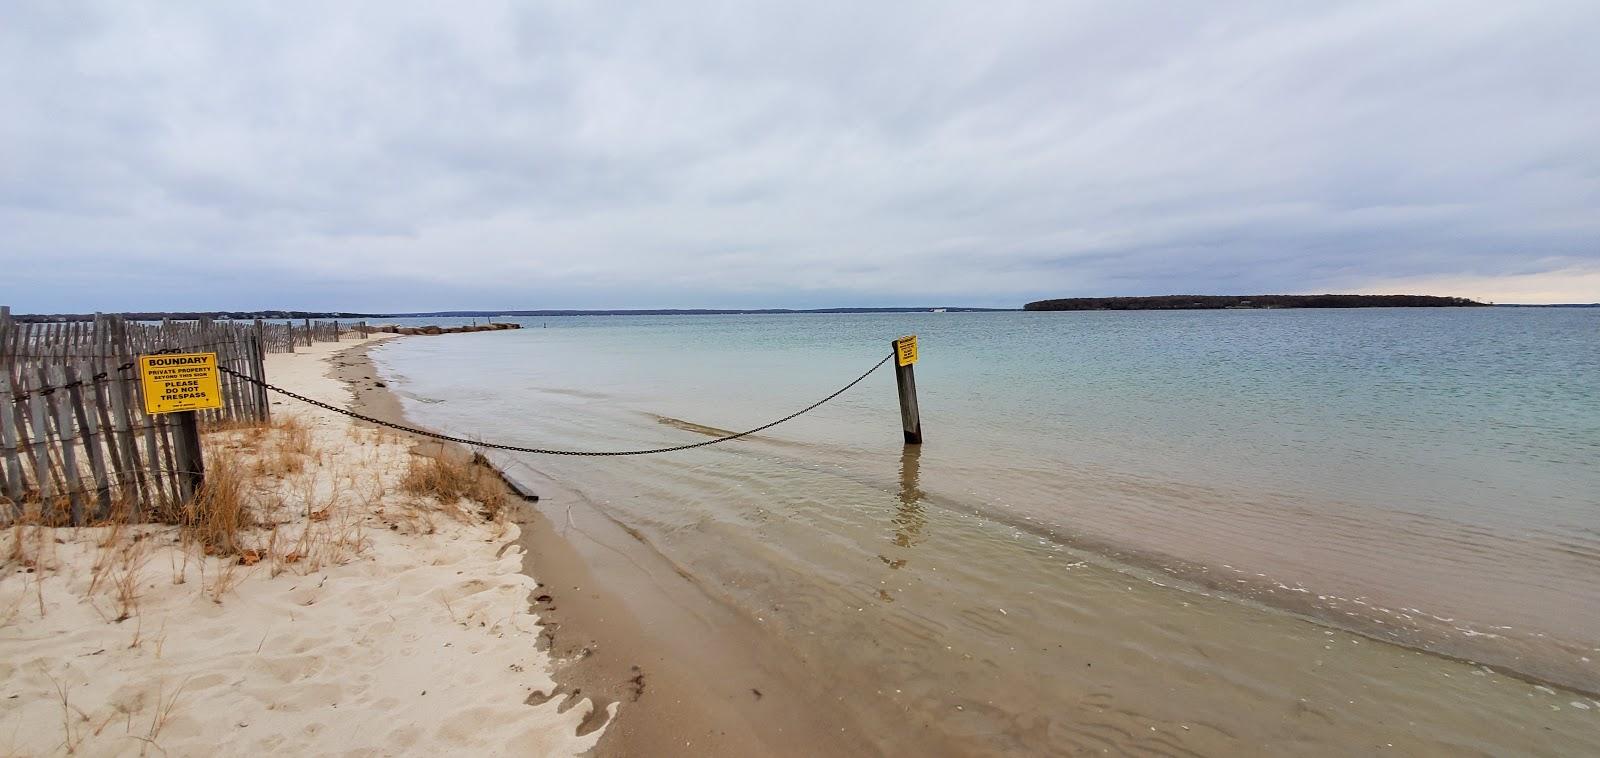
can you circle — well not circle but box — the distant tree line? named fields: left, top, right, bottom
left=1023, top=294, right=1488, bottom=311
left=389, top=307, right=1013, bottom=316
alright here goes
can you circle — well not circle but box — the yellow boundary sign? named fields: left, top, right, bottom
left=139, top=352, right=224, bottom=415
left=895, top=335, right=918, bottom=366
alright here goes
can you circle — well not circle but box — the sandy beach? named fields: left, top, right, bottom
left=0, top=336, right=611, bottom=756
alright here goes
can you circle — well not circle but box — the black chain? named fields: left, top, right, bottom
left=5, top=353, right=165, bottom=400
left=217, top=352, right=894, bottom=456
left=8, top=341, right=242, bottom=361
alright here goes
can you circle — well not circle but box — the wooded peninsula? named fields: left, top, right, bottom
left=1023, top=294, right=1488, bottom=311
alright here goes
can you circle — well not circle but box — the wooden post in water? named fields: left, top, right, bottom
left=172, top=410, right=204, bottom=503
left=891, top=335, right=922, bottom=445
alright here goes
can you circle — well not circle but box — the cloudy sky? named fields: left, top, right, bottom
left=3, top=1, right=1597, bottom=311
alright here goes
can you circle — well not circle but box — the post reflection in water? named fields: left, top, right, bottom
left=893, top=444, right=927, bottom=550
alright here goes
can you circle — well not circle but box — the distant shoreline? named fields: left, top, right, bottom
left=1025, top=294, right=1489, bottom=311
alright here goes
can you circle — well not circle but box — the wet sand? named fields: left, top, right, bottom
left=330, top=339, right=904, bottom=757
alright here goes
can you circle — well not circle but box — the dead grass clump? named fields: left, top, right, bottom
left=250, top=415, right=315, bottom=477
left=399, top=452, right=507, bottom=521
left=4, top=515, right=41, bottom=570
left=2, top=516, right=52, bottom=623
left=180, top=445, right=253, bottom=555
left=207, top=559, right=242, bottom=603
left=79, top=521, right=150, bottom=623
left=105, top=543, right=148, bottom=623
left=34, top=494, right=77, bottom=528
left=276, top=416, right=312, bottom=455
left=145, top=678, right=189, bottom=747
left=253, top=446, right=305, bottom=477
left=200, top=417, right=268, bottom=435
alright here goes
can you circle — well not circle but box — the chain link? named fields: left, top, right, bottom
left=5, top=352, right=165, bottom=400
left=217, top=352, right=894, bottom=456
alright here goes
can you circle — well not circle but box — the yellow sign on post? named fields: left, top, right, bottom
left=895, top=335, right=918, bottom=366
left=139, top=353, right=224, bottom=415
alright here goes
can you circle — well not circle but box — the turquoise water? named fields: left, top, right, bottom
left=370, top=309, right=1600, bottom=716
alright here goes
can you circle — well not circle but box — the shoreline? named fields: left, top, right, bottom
left=341, top=330, right=1600, bottom=755
left=902, top=483, right=1600, bottom=700
left=333, top=337, right=905, bottom=757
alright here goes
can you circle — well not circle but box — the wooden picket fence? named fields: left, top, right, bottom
left=257, top=319, right=367, bottom=353
left=0, top=307, right=360, bottom=525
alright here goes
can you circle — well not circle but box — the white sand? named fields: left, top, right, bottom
left=0, top=337, right=610, bottom=756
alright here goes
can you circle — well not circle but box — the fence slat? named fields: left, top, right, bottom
left=29, top=367, right=69, bottom=507
left=43, top=365, right=85, bottom=524
left=141, top=411, right=168, bottom=512
left=92, top=316, right=124, bottom=482
left=67, top=363, right=113, bottom=519
left=28, top=390, right=53, bottom=513
left=109, top=347, right=145, bottom=518
left=0, top=373, right=23, bottom=512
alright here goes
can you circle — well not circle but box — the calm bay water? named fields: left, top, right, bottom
left=372, top=309, right=1600, bottom=754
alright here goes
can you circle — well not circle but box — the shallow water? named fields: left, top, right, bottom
left=371, top=309, right=1600, bottom=754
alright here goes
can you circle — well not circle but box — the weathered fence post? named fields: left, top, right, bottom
left=172, top=410, right=204, bottom=503
left=891, top=335, right=922, bottom=444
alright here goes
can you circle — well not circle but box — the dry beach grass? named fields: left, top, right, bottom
left=0, top=337, right=609, bottom=757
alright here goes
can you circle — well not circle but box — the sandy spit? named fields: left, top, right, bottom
left=0, top=336, right=610, bottom=757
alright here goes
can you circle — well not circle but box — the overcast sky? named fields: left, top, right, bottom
left=3, top=1, right=1597, bottom=311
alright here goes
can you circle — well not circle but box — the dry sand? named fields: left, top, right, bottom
left=0, top=336, right=610, bottom=757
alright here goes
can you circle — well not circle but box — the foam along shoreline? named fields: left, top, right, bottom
left=0, top=335, right=609, bottom=756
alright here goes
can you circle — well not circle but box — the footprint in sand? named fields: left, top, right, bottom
left=289, top=635, right=333, bottom=654
left=260, top=653, right=327, bottom=683
left=105, top=681, right=150, bottom=715
left=387, top=724, right=425, bottom=747
left=261, top=682, right=342, bottom=712
left=184, top=672, right=232, bottom=691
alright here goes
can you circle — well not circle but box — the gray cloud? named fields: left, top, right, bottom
left=3, top=1, right=1597, bottom=310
